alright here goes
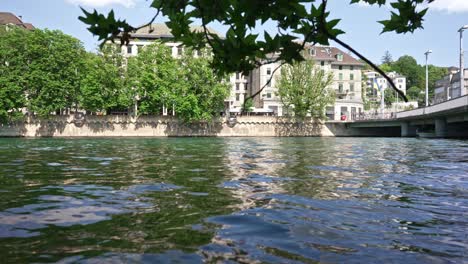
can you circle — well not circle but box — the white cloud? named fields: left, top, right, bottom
left=429, top=0, right=468, bottom=13
left=66, top=0, right=136, bottom=8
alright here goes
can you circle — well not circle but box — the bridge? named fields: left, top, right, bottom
left=348, top=95, right=468, bottom=138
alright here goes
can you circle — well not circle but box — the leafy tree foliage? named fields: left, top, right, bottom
left=79, top=0, right=435, bottom=101
left=242, top=98, right=254, bottom=114
left=80, top=45, right=131, bottom=114
left=25, top=29, right=86, bottom=117
left=391, top=55, right=424, bottom=88
left=407, top=86, right=423, bottom=101
left=127, top=43, right=229, bottom=121
left=277, top=60, right=334, bottom=119
left=127, top=43, right=182, bottom=115
left=176, top=51, right=230, bottom=122
left=0, top=28, right=30, bottom=122
left=0, top=27, right=86, bottom=120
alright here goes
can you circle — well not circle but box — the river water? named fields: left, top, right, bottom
left=0, top=138, right=466, bottom=263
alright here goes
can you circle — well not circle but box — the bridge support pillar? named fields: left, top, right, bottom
left=401, top=122, right=417, bottom=137
left=435, top=118, right=447, bottom=138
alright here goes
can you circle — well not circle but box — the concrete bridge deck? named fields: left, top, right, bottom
left=348, top=95, right=468, bottom=138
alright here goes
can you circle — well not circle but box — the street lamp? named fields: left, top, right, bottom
left=424, top=50, right=432, bottom=107
left=458, top=25, right=468, bottom=97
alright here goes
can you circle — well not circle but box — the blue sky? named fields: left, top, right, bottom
left=3, top=0, right=468, bottom=67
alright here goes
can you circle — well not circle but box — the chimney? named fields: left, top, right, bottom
left=18, top=15, right=23, bottom=21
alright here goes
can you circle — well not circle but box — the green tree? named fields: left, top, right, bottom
left=176, top=50, right=230, bottom=122
left=0, top=28, right=86, bottom=120
left=242, top=98, right=254, bottom=114
left=276, top=60, right=334, bottom=119
left=0, top=27, right=29, bottom=122
left=381, top=50, right=393, bottom=65
left=391, top=55, right=424, bottom=88
left=80, top=45, right=131, bottom=114
left=127, top=42, right=182, bottom=116
left=79, top=0, right=434, bottom=101
left=406, top=86, right=422, bottom=101
left=25, top=29, right=86, bottom=117
left=379, top=63, right=393, bottom=73
left=427, top=65, right=448, bottom=97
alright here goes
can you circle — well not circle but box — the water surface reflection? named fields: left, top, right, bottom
left=0, top=138, right=466, bottom=263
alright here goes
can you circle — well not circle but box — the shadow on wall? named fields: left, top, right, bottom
left=164, top=118, right=224, bottom=136
left=274, top=117, right=324, bottom=136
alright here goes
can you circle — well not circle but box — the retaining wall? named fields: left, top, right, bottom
left=0, top=115, right=384, bottom=137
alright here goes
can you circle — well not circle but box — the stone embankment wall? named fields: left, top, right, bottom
left=0, top=115, right=384, bottom=137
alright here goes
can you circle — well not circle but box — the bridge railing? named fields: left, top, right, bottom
left=354, top=112, right=397, bottom=121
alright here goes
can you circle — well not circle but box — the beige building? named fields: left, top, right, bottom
left=248, top=46, right=365, bottom=120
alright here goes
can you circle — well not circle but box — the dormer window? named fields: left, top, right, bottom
left=309, top=48, right=316, bottom=56
left=336, top=53, right=343, bottom=61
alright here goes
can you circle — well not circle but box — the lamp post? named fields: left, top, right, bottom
left=459, top=25, right=468, bottom=97
left=424, top=50, right=432, bottom=107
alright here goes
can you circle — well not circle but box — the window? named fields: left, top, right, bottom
left=137, top=45, right=143, bottom=52
left=236, top=73, right=240, bottom=80
left=337, top=53, right=343, bottom=61
left=309, top=48, right=316, bottom=56
left=350, top=83, right=354, bottom=92
left=266, top=79, right=271, bottom=87
left=127, top=45, right=132, bottom=54
left=236, top=93, right=240, bottom=101
left=339, top=73, right=343, bottom=80
left=177, top=45, right=183, bottom=56
left=266, top=93, right=272, bottom=98
left=350, top=66, right=354, bottom=70
left=338, top=83, right=343, bottom=92
left=399, top=85, right=402, bottom=89
left=350, top=73, right=354, bottom=80
left=321, top=61, right=325, bottom=66
left=236, top=83, right=240, bottom=90
left=339, top=65, right=343, bottom=70
left=266, top=68, right=271, bottom=75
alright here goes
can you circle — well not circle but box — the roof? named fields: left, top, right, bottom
left=0, top=12, right=22, bottom=25
left=304, top=44, right=364, bottom=66
left=0, top=12, right=34, bottom=29
left=130, top=23, right=221, bottom=39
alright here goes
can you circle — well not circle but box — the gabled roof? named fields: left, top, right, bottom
left=304, top=44, right=364, bottom=66
left=0, top=12, right=22, bottom=25
left=0, top=12, right=34, bottom=29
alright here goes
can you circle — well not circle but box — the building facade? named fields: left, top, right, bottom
left=434, top=67, right=467, bottom=104
left=120, top=24, right=365, bottom=120
left=248, top=46, right=365, bottom=120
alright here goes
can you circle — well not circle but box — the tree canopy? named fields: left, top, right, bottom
left=79, top=0, right=435, bottom=101
left=277, top=60, right=334, bottom=119
left=0, top=28, right=229, bottom=123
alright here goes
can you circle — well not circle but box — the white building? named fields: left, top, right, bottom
left=365, top=71, right=407, bottom=97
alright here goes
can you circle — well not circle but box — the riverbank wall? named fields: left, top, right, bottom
left=0, top=115, right=401, bottom=137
